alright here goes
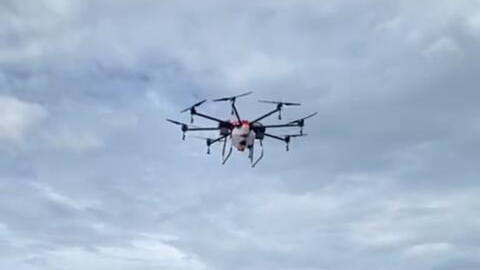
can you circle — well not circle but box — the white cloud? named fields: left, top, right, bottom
left=404, top=242, right=452, bottom=258
left=0, top=96, right=47, bottom=145
left=42, top=129, right=103, bottom=152
left=30, top=182, right=97, bottom=211
left=466, top=10, right=480, bottom=34
left=423, top=37, right=462, bottom=57
left=42, top=239, right=206, bottom=270
left=223, top=52, right=295, bottom=88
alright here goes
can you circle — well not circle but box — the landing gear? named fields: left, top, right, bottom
left=251, top=140, right=264, bottom=168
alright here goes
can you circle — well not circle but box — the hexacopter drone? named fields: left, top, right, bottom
left=167, top=91, right=317, bottom=167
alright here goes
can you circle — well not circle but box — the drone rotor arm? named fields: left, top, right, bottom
left=186, top=127, right=222, bottom=132
left=263, top=133, right=288, bottom=143
left=264, top=132, right=307, bottom=151
left=231, top=102, right=242, bottom=123
left=209, top=134, right=229, bottom=145
left=250, top=107, right=282, bottom=124
left=262, top=122, right=300, bottom=129
left=212, top=92, right=252, bottom=122
left=191, top=134, right=229, bottom=155
left=192, top=111, right=226, bottom=124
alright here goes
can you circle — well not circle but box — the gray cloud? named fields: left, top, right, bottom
left=1, top=0, right=480, bottom=269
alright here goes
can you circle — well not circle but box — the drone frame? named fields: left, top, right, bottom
left=167, top=92, right=317, bottom=167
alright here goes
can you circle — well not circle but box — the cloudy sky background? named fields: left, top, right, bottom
left=1, top=0, right=480, bottom=269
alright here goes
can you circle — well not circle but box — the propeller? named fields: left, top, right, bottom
left=288, top=112, right=318, bottom=124
left=258, top=100, right=301, bottom=106
left=179, top=99, right=207, bottom=123
left=280, top=134, right=308, bottom=151
left=213, top=91, right=253, bottom=102
left=166, top=119, right=189, bottom=140
left=258, top=100, right=301, bottom=120
left=288, top=112, right=318, bottom=133
left=166, top=119, right=184, bottom=126
left=180, top=99, right=207, bottom=113
left=188, top=136, right=227, bottom=155
left=213, top=91, right=252, bottom=117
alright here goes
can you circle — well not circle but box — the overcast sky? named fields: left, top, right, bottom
left=1, top=0, right=480, bottom=269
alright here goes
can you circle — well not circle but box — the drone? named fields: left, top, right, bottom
left=167, top=91, right=317, bottom=167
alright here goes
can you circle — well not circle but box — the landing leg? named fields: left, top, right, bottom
left=222, top=137, right=227, bottom=157
left=252, top=140, right=264, bottom=168
left=248, top=145, right=254, bottom=164
left=222, top=144, right=233, bottom=165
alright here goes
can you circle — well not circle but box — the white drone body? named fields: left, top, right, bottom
left=230, top=121, right=255, bottom=152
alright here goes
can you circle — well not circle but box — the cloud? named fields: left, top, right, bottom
left=30, top=182, right=95, bottom=211
left=404, top=242, right=452, bottom=258
left=38, top=238, right=206, bottom=270
left=0, top=95, right=47, bottom=145
left=423, top=37, right=462, bottom=57
left=42, top=129, right=103, bottom=152
left=1, top=0, right=480, bottom=270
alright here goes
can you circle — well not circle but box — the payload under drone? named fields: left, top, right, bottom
left=167, top=91, right=317, bottom=167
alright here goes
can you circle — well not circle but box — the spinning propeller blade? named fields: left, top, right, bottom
left=258, top=100, right=301, bottom=106
left=288, top=112, right=318, bottom=124
left=180, top=99, right=207, bottom=113
left=213, top=91, right=252, bottom=102
left=166, top=119, right=186, bottom=126
left=256, top=99, right=302, bottom=120
left=166, top=119, right=189, bottom=140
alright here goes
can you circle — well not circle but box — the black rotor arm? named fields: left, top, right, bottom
left=264, top=133, right=287, bottom=143
left=212, top=91, right=252, bottom=123
left=252, top=100, right=301, bottom=124
left=231, top=102, right=242, bottom=123
left=263, top=133, right=306, bottom=151
left=190, top=108, right=226, bottom=124
left=250, top=105, right=282, bottom=125
left=262, top=122, right=300, bottom=129
left=207, top=134, right=228, bottom=145
left=187, top=127, right=222, bottom=132
left=166, top=118, right=223, bottom=140
left=206, top=134, right=229, bottom=155
left=180, top=100, right=227, bottom=125
left=260, top=112, right=318, bottom=134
